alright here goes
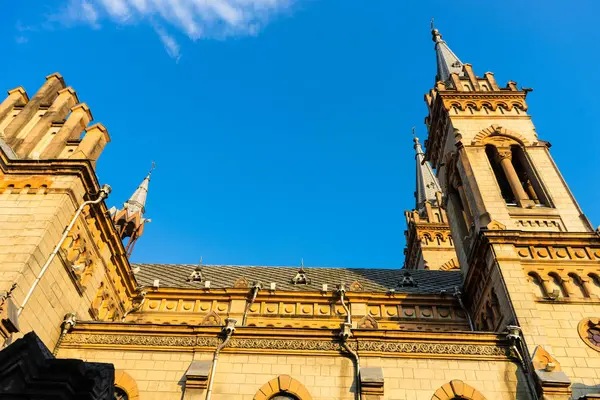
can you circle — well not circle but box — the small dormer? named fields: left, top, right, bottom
left=398, top=270, right=418, bottom=288
left=187, top=266, right=204, bottom=283
left=291, top=267, right=310, bottom=285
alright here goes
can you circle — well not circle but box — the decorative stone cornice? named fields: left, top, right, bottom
left=60, top=324, right=511, bottom=359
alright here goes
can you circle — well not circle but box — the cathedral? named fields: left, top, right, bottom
left=0, top=26, right=599, bottom=400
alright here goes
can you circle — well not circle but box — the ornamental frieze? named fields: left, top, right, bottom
left=516, top=246, right=600, bottom=261
left=62, top=333, right=508, bottom=357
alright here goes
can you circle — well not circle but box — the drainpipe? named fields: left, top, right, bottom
left=121, top=290, right=147, bottom=322
left=242, top=282, right=262, bottom=326
left=452, top=287, right=474, bottom=331
left=506, top=325, right=540, bottom=400
left=205, top=318, right=236, bottom=400
left=17, top=184, right=112, bottom=317
left=53, top=312, right=76, bottom=356
left=336, top=285, right=361, bottom=400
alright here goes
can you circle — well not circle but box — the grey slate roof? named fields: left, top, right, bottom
left=132, top=264, right=463, bottom=294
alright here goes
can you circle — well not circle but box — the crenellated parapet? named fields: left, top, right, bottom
left=0, top=73, right=109, bottom=167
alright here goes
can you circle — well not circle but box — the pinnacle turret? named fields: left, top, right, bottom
left=413, top=131, right=442, bottom=211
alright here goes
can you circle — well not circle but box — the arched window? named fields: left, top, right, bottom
left=114, top=387, right=128, bottom=400
left=511, top=145, right=549, bottom=206
left=548, top=273, right=568, bottom=298
left=568, top=273, right=589, bottom=298
left=588, top=273, right=600, bottom=297
left=113, top=371, right=139, bottom=400
left=528, top=272, right=548, bottom=298
left=484, top=140, right=550, bottom=207
left=271, top=395, right=300, bottom=400
left=485, top=145, right=515, bottom=204
left=255, top=375, right=312, bottom=400
left=431, top=380, right=488, bottom=400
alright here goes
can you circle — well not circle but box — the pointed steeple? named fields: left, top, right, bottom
left=431, top=20, right=464, bottom=84
left=413, top=129, right=442, bottom=211
left=124, top=164, right=153, bottom=216
left=110, top=162, right=154, bottom=257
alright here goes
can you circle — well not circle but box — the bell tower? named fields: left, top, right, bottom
left=423, top=25, right=600, bottom=398
left=424, top=26, right=593, bottom=271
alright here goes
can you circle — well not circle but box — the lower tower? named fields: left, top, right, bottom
left=404, top=135, right=456, bottom=270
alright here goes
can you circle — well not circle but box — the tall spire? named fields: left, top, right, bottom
left=109, top=162, right=154, bottom=257
left=431, top=19, right=464, bottom=84
left=413, top=128, right=442, bottom=211
left=124, top=162, right=154, bottom=216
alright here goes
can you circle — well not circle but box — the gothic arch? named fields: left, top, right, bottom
left=471, top=124, right=530, bottom=146
left=114, top=370, right=140, bottom=400
left=431, top=380, right=487, bottom=400
left=254, top=375, right=312, bottom=400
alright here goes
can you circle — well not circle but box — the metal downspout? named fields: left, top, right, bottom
left=17, top=184, right=112, bottom=317
left=121, top=290, right=147, bottom=322
left=242, top=283, right=262, bottom=326
left=52, top=312, right=76, bottom=356
left=205, top=318, right=236, bottom=400
left=452, top=287, right=474, bottom=331
left=337, top=285, right=361, bottom=400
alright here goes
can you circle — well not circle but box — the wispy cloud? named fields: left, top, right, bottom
left=51, top=0, right=294, bottom=59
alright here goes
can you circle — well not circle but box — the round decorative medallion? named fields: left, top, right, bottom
left=518, top=248, right=530, bottom=258
left=556, top=248, right=568, bottom=258
left=578, top=318, right=600, bottom=351
left=537, top=248, right=549, bottom=258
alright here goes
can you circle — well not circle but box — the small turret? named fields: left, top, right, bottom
left=110, top=164, right=154, bottom=257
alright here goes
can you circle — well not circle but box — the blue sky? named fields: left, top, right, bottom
left=3, top=0, right=599, bottom=268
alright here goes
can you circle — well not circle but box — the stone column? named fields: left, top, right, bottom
left=495, top=147, right=534, bottom=207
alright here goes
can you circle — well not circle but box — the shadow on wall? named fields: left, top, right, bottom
left=504, top=360, right=534, bottom=399
left=572, top=383, right=600, bottom=399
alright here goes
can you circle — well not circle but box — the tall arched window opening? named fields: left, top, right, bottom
left=485, top=145, right=515, bottom=204
left=511, top=145, right=549, bottom=206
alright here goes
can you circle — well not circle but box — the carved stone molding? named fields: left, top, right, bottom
left=62, top=333, right=508, bottom=357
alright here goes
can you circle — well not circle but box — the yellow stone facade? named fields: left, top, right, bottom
left=1, top=27, right=600, bottom=400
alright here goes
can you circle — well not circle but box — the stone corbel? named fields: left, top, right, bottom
left=360, top=367, right=384, bottom=399
left=184, top=360, right=211, bottom=393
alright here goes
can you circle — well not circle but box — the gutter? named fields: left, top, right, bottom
left=241, top=282, right=262, bottom=326
left=336, top=284, right=362, bottom=400
left=205, top=318, right=236, bottom=400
